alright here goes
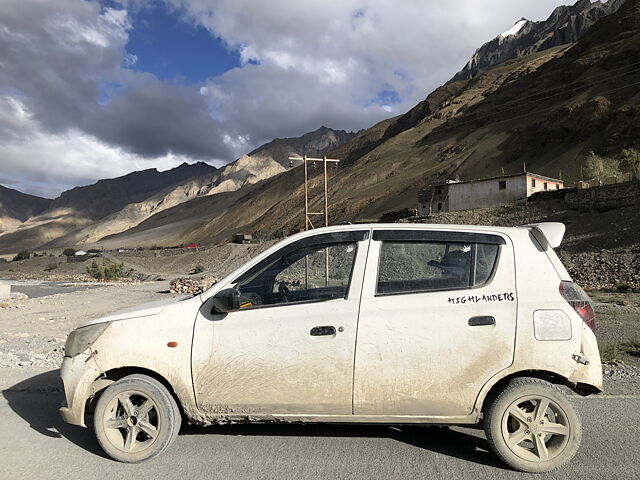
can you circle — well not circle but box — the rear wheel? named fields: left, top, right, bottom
left=484, top=377, right=581, bottom=473
left=93, top=374, right=181, bottom=463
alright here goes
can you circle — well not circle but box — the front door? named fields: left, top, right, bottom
left=353, top=229, right=517, bottom=417
left=192, top=230, right=370, bottom=416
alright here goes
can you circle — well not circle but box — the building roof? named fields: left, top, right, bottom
left=428, top=171, right=563, bottom=188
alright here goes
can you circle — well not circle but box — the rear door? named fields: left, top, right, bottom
left=353, top=229, right=517, bottom=416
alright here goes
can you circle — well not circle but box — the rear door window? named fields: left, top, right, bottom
left=376, top=237, right=500, bottom=295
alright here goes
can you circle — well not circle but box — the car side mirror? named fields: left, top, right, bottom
left=211, top=288, right=240, bottom=314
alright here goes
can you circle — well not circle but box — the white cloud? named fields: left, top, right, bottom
left=0, top=96, right=219, bottom=198
left=0, top=0, right=581, bottom=197
left=170, top=0, right=569, bottom=145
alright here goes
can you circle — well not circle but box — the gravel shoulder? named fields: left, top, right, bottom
left=0, top=281, right=178, bottom=368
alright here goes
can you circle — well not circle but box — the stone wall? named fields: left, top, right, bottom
left=564, top=180, right=640, bottom=208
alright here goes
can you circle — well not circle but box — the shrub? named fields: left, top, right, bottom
left=87, top=248, right=101, bottom=254
left=87, top=260, right=126, bottom=281
left=62, top=248, right=77, bottom=257
left=192, top=264, right=205, bottom=274
left=0, top=258, right=7, bottom=263
left=616, top=282, right=634, bottom=293
left=12, top=250, right=30, bottom=261
left=622, top=148, right=640, bottom=178
left=583, top=151, right=620, bottom=181
left=44, top=262, right=58, bottom=271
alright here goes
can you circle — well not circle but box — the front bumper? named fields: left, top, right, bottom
left=59, top=352, right=101, bottom=427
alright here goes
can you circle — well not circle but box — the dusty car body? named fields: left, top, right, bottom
left=60, top=223, right=601, bottom=470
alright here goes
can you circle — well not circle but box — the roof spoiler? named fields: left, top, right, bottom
left=524, top=222, right=565, bottom=249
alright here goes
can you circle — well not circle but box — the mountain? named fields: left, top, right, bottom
left=0, top=127, right=356, bottom=252
left=46, top=161, right=217, bottom=221
left=0, top=162, right=216, bottom=252
left=101, top=0, right=640, bottom=247
left=452, top=0, right=627, bottom=82
left=248, top=126, right=358, bottom=167
left=0, top=185, right=52, bottom=233
left=72, top=127, right=355, bottom=248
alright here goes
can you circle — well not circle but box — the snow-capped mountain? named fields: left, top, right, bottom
left=451, top=0, right=626, bottom=82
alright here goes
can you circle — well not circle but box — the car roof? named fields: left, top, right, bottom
left=290, top=223, right=526, bottom=236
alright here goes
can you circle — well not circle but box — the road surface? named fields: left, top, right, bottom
left=1, top=368, right=639, bottom=480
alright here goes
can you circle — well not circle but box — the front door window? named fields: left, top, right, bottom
left=234, top=242, right=358, bottom=308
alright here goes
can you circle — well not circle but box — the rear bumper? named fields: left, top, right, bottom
left=568, top=324, right=603, bottom=393
left=59, top=352, right=101, bottom=427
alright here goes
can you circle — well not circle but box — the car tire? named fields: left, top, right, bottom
left=93, top=374, right=182, bottom=463
left=484, top=377, right=582, bottom=473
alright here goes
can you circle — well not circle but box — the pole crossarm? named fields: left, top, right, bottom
left=288, top=156, right=340, bottom=163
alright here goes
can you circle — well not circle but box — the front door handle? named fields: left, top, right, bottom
left=310, top=326, right=336, bottom=336
left=468, top=316, right=496, bottom=327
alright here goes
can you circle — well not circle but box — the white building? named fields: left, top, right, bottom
left=418, top=172, right=564, bottom=215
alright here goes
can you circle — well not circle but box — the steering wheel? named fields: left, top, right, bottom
left=278, top=281, right=290, bottom=302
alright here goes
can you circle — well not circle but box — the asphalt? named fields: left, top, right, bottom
left=1, top=279, right=100, bottom=299
left=1, top=368, right=639, bottom=480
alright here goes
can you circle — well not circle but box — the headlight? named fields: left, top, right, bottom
left=64, top=323, right=109, bottom=357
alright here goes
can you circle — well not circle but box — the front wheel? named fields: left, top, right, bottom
left=484, top=377, right=582, bottom=473
left=93, top=374, right=181, bottom=463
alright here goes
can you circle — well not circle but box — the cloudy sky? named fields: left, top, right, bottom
left=0, top=0, right=572, bottom=198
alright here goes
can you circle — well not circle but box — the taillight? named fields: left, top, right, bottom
left=559, top=281, right=596, bottom=331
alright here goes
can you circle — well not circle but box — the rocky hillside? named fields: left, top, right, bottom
left=248, top=126, right=358, bottom=167
left=45, top=161, right=217, bottom=221
left=108, top=0, right=639, bottom=248
left=0, top=126, right=356, bottom=252
left=0, top=185, right=52, bottom=233
left=452, top=0, right=626, bottom=81
left=0, top=162, right=216, bottom=252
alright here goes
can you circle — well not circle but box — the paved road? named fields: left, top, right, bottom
left=1, top=368, right=639, bottom=480
left=1, top=279, right=100, bottom=299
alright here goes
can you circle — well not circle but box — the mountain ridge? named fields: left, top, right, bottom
left=451, top=0, right=626, bottom=82
left=0, top=126, right=357, bottom=252
left=0, top=185, right=52, bottom=233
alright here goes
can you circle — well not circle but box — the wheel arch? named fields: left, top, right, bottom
left=86, top=366, right=186, bottom=418
left=478, top=369, right=577, bottom=415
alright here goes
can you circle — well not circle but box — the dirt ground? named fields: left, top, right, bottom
left=0, top=242, right=275, bottom=282
left=0, top=282, right=175, bottom=368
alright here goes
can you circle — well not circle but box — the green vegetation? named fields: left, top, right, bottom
left=87, top=248, right=101, bottom=254
left=583, top=151, right=620, bottom=180
left=616, top=282, right=635, bottom=293
left=62, top=248, right=77, bottom=257
left=12, top=250, right=30, bottom=261
left=601, top=337, right=640, bottom=362
left=621, top=148, right=640, bottom=178
left=0, top=258, right=7, bottom=263
left=44, top=262, right=58, bottom=271
left=87, top=259, right=127, bottom=281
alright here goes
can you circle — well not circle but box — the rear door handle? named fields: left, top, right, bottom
left=468, top=316, right=496, bottom=327
left=310, top=326, right=336, bottom=336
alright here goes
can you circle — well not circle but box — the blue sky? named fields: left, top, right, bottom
left=124, top=2, right=241, bottom=83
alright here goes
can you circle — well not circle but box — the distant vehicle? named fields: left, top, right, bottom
left=60, top=223, right=601, bottom=471
left=233, top=233, right=252, bottom=244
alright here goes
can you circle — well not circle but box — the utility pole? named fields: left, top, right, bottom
left=288, top=155, right=340, bottom=288
left=288, top=155, right=340, bottom=230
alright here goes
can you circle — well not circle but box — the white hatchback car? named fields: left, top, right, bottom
left=60, top=223, right=602, bottom=471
